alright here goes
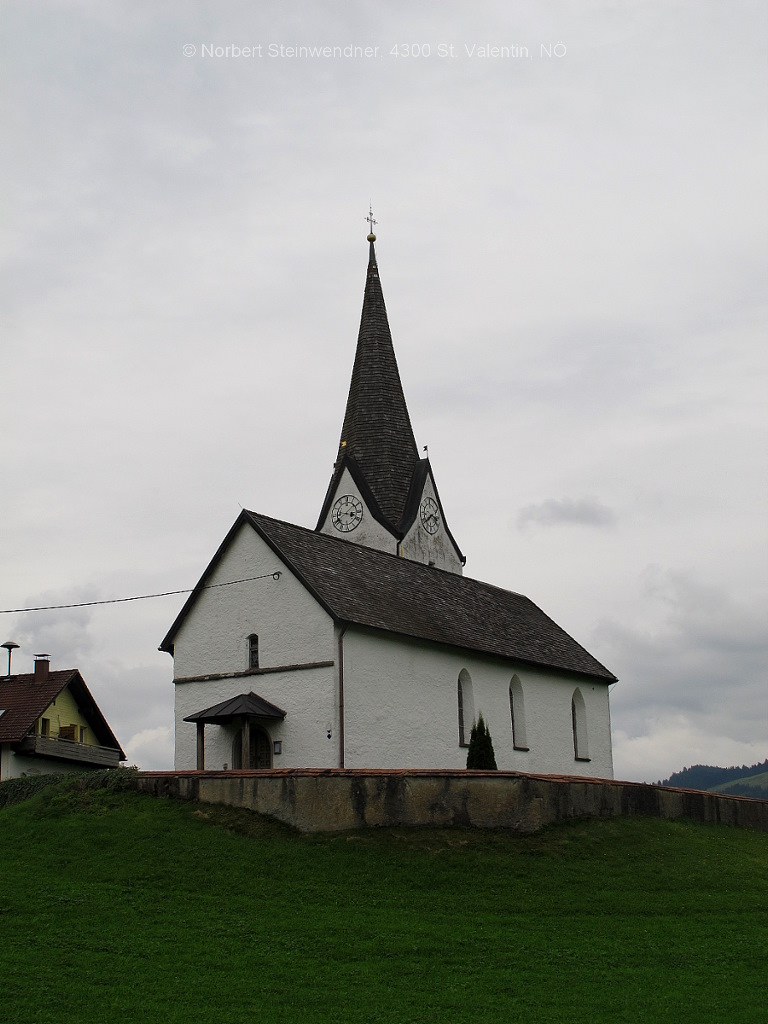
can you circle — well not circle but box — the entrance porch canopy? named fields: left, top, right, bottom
left=184, top=692, right=286, bottom=770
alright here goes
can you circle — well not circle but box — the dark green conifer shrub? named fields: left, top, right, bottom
left=466, top=713, right=497, bottom=769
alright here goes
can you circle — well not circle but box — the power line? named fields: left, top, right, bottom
left=0, top=572, right=282, bottom=615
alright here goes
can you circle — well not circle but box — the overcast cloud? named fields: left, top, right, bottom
left=1, top=1, right=766, bottom=783
left=517, top=498, right=617, bottom=529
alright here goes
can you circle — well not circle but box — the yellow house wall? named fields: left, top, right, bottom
left=35, top=686, right=94, bottom=744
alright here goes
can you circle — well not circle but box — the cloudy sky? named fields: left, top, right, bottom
left=2, top=1, right=766, bottom=782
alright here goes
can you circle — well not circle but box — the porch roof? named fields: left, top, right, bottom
left=183, top=691, right=287, bottom=724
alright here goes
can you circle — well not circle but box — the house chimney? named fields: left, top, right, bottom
left=34, top=654, right=50, bottom=683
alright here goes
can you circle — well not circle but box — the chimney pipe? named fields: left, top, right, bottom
left=34, top=655, right=50, bottom=683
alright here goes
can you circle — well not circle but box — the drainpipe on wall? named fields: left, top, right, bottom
left=337, top=624, right=348, bottom=769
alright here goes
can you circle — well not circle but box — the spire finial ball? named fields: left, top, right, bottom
left=367, top=232, right=376, bottom=242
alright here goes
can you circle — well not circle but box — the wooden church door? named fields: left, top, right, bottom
left=250, top=726, right=272, bottom=769
left=232, top=724, right=273, bottom=769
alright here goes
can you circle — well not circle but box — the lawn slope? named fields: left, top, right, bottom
left=1, top=778, right=766, bottom=1024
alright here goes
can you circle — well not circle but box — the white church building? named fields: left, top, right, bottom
left=161, top=229, right=616, bottom=777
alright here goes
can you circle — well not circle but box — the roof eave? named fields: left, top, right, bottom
left=336, top=620, right=617, bottom=684
left=243, top=511, right=343, bottom=623
left=159, top=510, right=254, bottom=654
left=67, top=670, right=127, bottom=759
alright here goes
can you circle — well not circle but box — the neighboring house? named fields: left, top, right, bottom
left=162, top=230, right=617, bottom=777
left=0, top=657, right=125, bottom=781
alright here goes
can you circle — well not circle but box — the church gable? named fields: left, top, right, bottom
left=317, top=459, right=399, bottom=554
left=398, top=460, right=464, bottom=574
left=166, top=515, right=335, bottom=682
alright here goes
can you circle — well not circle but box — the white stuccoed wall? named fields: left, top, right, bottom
left=170, top=518, right=614, bottom=777
left=341, top=629, right=614, bottom=778
left=174, top=666, right=339, bottom=770
left=172, top=521, right=334, bottom=679
left=171, top=521, right=339, bottom=770
left=0, top=746, right=93, bottom=780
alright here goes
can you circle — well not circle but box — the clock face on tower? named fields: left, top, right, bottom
left=420, top=497, right=440, bottom=535
left=331, top=494, right=364, bottom=533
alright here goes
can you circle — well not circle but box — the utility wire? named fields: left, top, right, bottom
left=0, top=572, right=282, bottom=614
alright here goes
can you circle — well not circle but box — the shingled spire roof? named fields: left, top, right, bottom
left=317, top=234, right=420, bottom=531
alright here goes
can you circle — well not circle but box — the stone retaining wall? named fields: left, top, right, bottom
left=135, top=768, right=768, bottom=833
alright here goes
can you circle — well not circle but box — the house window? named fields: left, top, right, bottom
left=509, top=675, right=529, bottom=751
left=458, top=669, right=474, bottom=747
left=248, top=634, right=259, bottom=670
left=571, top=688, right=590, bottom=761
left=79, top=726, right=87, bottom=743
left=40, top=718, right=50, bottom=738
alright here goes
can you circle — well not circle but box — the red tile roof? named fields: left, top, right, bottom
left=0, top=669, right=125, bottom=758
left=0, top=669, right=76, bottom=743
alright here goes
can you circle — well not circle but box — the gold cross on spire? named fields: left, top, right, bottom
left=365, top=204, right=377, bottom=240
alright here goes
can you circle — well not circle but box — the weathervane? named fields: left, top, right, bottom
left=365, top=204, right=377, bottom=239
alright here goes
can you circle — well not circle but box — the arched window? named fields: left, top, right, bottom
left=458, top=669, right=475, bottom=747
left=509, top=675, right=529, bottom=751
left=571, top=688, right=590, bottom=761
left=247, top=633, right=259, bottom=670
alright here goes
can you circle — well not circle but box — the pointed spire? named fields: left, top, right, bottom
left=321, top=223, right=420, bottom=529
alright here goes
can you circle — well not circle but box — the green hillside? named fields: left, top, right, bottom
left=661, top=758, right=768, bottom=795
left=712, top=771, right=768, bottom=800
left=1, top=774, right=767, bottom=1024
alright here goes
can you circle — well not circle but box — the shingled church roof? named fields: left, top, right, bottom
left=317, top=236, right=420, bottom=532
left=161, top=510, right=616, bottom=684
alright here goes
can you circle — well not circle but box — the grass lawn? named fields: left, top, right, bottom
left=1, top=776, right=766, bottom=1023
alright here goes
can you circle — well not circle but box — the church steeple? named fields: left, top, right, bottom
left=334, top=231, right=419, bottom=526
left=317, top=222, right=464, bottom=574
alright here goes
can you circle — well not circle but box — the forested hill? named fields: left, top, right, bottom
left=659, top=760, right=768, bottom=800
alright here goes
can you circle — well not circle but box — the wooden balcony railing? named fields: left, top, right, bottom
left=14, top=735, right=123, bottom=768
